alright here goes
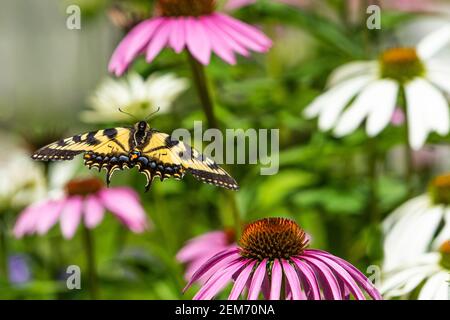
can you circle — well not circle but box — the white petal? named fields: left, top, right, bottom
left=427, top=70, right=450, bottom=95
left=303, top=75, right=373, bottom=121
left=382, top=197, right=443, bottom=272
left=405, top=79, right=431, bottom=150
left=318, top=76, right=374, bottom=131
left=333, top=79, right=398, bottom=137
left=418, top=271, right=449, bottom=300
left=365, top=80, right=399, bottom=136
left=381, top=264, right=437, bottom=297
left=431, top=207, right=450, bottom=249
left=326, top=61, right=377, bottom=87
left=417, top=25, right=450, bottom=60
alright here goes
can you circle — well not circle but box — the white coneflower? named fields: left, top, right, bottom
left=382, top=174, right=450, bottom=272
left=0, top=136, right=45, bottom=210
left=381, top=240, right=450, bottom=300
left=304, top=25, right=450, bottom=150
left=82, top=72, right=188, bottom=123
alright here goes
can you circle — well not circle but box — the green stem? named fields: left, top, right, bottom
left=82, top=226, right=99, bottom=299
left=186, top=52, right=242, bottom=237
left=367, top=139, right=379, bottom=224
left=0, top=214, right=8, bottom=283
left=187, top=52, right=218, bottom=129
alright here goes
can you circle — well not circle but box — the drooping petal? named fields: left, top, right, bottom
left=418, top=271, right=449, bottom=300
left=213, top=14, right=268, bottom=53
left=168, top=17, right=186, bottom=53
left=214, top=13, right=272, bottom=49
left=304, top=75, right=373, bottom=121
left=304, top=253, right=366, bottom=300
left=333, top=79, right=398, bottom=137
left=229, top=261, right=256, bottom=300
left=60, top=196, right=83, bottom=239
left=177, top=231, right=228, bottom=262
left=405, top=78, right=450, bottom=149
left=327, top=61, right=378, bottom=87
left=184, top=248, right=240, bottom=291
left=427, top=70, right=450, bottom=95
left=14, top=202, right=47, bottom=237
left=109, top=18, right=163, bottom=76
left=247, top=259, right=268, bottom=300
left=84, top=195, right=105, bottom=229
left=36, top=199, right=65, bottom=235
left=301, top=255, right=342, bottom=299
left=185, top=17, right=212, bottom=65
left=98, top=187, right=149, bottom=233
left=193, top=259, right=245, bottom=300
left=201, top=15, right=249, bottom=57
left=269, top=259, right=283, bottom=300
left=417, top=25, right=450, bottom=60
left=145, top=20, right=173, bottom=63
left=292, top=257, right=321, bottom=299
left=405, top=79, right=431, bottom=150
left=319, top=77, right=374, bottom=131
left=199, top=16, right=236, bottom=64
left=310, top=249, right=381, bottom=300
left=281, top=259, right=305, bottom=300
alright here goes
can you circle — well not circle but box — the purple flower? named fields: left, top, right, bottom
left=108, top=0, right=272, bottom=76
left=14, top=177, right=150, bottom=239
left=185, top=218, right=381, bottom=300
left=8, top=255, right=31, bottom=284
left=177, top=229, right=236, bottom=282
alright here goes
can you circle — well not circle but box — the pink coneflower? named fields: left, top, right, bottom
left=14, top=177, right=149, bottom=239
left=177, top=229, right=236, bottom=281
left=185, top=218, right=381, bottom=300
left=108, top=0, right=272, bottom=76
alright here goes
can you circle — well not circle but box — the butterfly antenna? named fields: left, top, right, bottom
left=118, top=108, right=138, bottom=121
left=145, top=107, right=161, bottom=121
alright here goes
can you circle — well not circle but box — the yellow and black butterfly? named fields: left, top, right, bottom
left=32, top=121, right=239, bottom=191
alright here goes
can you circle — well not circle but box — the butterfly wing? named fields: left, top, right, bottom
left=32, top=127, right=131, bottom=161
left=139, top=131, right=239, bottom=190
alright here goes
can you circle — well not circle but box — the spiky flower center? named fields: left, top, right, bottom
left=239, top=218, right=309, bottom=261
left=429, top=174, right=450, bottom=205
left=65, top=178, right=103, bottom=196
left=157, top=0, right=215, bottom=17
left=439, top=240, right=450, bottom=270
left=379, top=48, right=424, bottom=83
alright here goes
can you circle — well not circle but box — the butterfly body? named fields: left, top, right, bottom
left=32, top=122, right=238, bottom=191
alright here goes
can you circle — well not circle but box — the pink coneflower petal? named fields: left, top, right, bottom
left=201, top=16, right=250, bottom=57
left=292, top=257, right=321, bottom=299
left=146, top=21, right=172, bottom=63
left=13, top=203, right=43, bottom=237
left=300, top=256, right=342, bottom=299
left=84, top=195, right=105, bottom=229
left=200, top=250, right=242, bottom=284
left=247, top=258, right=268, bottom=300
left=169, top=18, right=186, bottom=53
left=228, top=261, right=256, bottom=299
left=304, top=253, right=365, bottom=300
left=36, top=200, right=65, bottom=235
left=176, top=231, right=226, bottom=262
left=215, top=13, right=272, bottom=49
left=269, top=259, right=283, bottom=300
left=194, top=259, right=244, bottom=300
left=312, top=249, right=382, bottom=300
left=282, top=259, right=305, bottom=300
left=99, top=188, right=148, bottom=233
left=184, top=248, right=240, bottom=291
left=186, top=18, right=212, bottom=65
left=109, top=18, right=163, bottom=75
left=199, top=16, right=236, bottom=65
left=60, top=196, right=83, bottom=239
